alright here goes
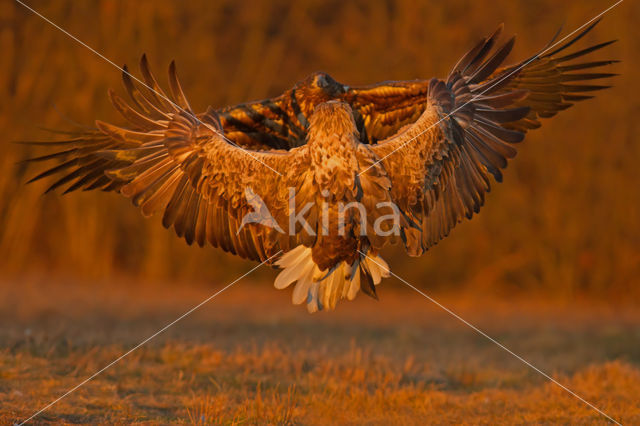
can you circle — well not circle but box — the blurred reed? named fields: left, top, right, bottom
left=0, top=0, right=638, bottom=298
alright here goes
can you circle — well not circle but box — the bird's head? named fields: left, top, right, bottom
left=298, top=71, right=349, bottom=100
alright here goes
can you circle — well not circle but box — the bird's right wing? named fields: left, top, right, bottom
left=25, top=59, right=317, bottom=263
left=217, top=93, right=309, bottom=151
left=110, top=108, right=314, bottom=262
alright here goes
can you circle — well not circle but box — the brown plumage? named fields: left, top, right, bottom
left=24, top=21, right=617, bottom=311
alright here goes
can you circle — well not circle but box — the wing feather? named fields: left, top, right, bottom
left=27, top=60, right=312, bottom=263
left=370, top=22, right=616, bottom=255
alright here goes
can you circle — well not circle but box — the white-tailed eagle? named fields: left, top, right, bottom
left=25, top=21, right=617, bottom=312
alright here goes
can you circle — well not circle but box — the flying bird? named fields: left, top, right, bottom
left=24, top=21, right=617, bottom=312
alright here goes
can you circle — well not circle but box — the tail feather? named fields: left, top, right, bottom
left=273, top=245, right=309, bottom=289
left=364, top=255, right=390, bottom=284
left=291, top=258, right=316, bottom=304
left=274, top=245, right=389, bottom=312
left=347, top=269, right=361, bottom=301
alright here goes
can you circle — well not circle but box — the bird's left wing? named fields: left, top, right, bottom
left=343, top=80, right=431, bottom=143
left=369, top=24, right=617, bottom=256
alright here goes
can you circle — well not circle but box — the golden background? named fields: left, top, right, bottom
left=0, top=0, right=638, bottom=298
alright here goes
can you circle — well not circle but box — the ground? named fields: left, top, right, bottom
left=1, top=277, right=638, bottom=425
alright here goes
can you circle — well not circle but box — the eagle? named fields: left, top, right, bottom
left=25, top=21, right=617, bottom=312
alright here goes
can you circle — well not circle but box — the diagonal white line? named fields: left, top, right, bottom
left=14, top=0, right=283, bottom=177
left=358, top=0, right=623, bottom=176
left=16, top=251, right=282, bottom=425
left=358, top=250, right=622, bottom=425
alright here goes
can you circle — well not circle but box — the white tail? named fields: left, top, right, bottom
left=274, top=245, right=390, bottom=312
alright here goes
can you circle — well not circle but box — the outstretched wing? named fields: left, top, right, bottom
left=370, top=22, right=617, bottom=256
left=217, top=93, right=308, bottom=151
left=343, top=80, right=431, bottom=143
left=25, top=60, right=316, bottom=263
left=452, top=20, right=617, bottom=133
left=343, top=20, right=616, bottom=144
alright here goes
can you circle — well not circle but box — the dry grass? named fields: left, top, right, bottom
left=1, top=278, right=640, bottom=424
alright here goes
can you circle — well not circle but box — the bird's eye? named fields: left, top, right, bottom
left=316, top=75, right=328, bottom=88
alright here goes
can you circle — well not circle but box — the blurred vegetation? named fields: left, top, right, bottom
left=0, top=0, right=638, bottom=297
left=2, top=281, right=640, bottom=423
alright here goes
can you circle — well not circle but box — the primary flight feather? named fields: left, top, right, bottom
left=25, top=21, right=617, bottom=312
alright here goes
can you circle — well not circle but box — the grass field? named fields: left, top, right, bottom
left=2, top=277, right=639, bottom=424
